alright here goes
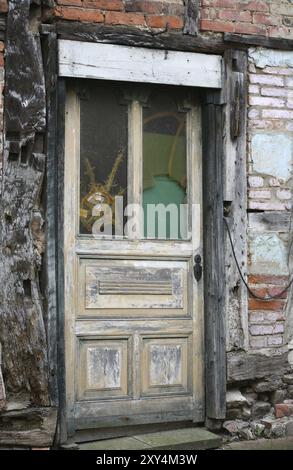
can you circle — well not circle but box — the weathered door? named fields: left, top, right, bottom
left=64, top=79, right=204, bottom=434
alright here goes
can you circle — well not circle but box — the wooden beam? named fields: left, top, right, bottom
left=223, top=50, right=249, bottom=352
left=56, top=21, right=244, bottom=55
left=56, top=78, right=67, bottom=445
left=58, top=40, right=222, bottom=88
left=0, top=0, right=49, bottom=406
left=0, top=407, right=57, bottom=447
left=183, top=0, right=199, bottom=36
left=202, top=93, right=226, bottom=420
left=0, top=15, right=6, bottom=41
left=42, top=30, right=59, bottom=407
left=224, top=33, right=293, bottom=51
left=227, top=351, right=289, bottom=382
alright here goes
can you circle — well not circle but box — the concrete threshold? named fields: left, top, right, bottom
left=79, top=428, right=222, bottom=451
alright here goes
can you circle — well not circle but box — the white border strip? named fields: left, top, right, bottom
left=58, top=40, right=222, bottom=89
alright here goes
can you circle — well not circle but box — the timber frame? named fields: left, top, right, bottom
left=0, top=3, right=247, bottom=444
left=47, top=29, right=248, bottom=443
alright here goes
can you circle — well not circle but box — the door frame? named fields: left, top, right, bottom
left=45, top=42, right=227, bottom=445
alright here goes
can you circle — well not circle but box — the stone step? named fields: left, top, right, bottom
left=79, top=428, right=222, bottom=451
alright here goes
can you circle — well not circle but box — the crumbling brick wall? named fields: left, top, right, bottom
left=53, top=1, right=292, bottom=38
left=54, top=0, right=185, bottom=30
left=201, top=0, right=293, bottom=38
left=247, top=49, right=293, bottom=350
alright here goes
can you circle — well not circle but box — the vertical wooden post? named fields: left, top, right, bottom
left=42, top=27, right=59, bottom=407
left=0, top=0, right=49, bottom=406
left=183, top=1, right=199, bottom=36
left=223, top=50, right=248, bottom=352
left=202, top=93, right=226, bottom=420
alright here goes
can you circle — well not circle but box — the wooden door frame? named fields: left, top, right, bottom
left=45, top=37, right=246, bottom=444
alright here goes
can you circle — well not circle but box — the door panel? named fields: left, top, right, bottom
left=64, top=81, right=204, bottom=435
left=141, top=336, right=191, bottom=396
left=78, top=258, right=189, bottom=317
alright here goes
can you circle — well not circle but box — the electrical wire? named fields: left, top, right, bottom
left=224, top=217, right=293, bottom=301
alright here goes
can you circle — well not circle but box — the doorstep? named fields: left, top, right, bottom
left=79, top=428, right=222, bottom=451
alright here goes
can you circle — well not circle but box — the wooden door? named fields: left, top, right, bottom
left=64, top=80, right=204, bottom=434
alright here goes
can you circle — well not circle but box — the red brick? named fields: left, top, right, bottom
left=146, top=15, right=183, bottom=30
left=213, top=0, right=236, bottom=8
left=125, top=1, right=164, bottom=15
left=253, top=12, right=279, bottom=26
left=57, top=0, right=123, bottom=10
left=57, top=0, right=83, bottom=5
left=200, top=19, right=235, bottom=33
left=249, top=287, right=267, bottom=298
left=105, top=11, right=146, bottom=26
left=235, top=22, right=266, bottom=35
left=54, top=6, right=104, bottom=22
left=146, top=15, right=166, bottom=29
left=248, top=298, right=285, bottom=311
left=0, top=0, right=7, bottom=13
left=267, top=286, right=288, bottom=299
left=239, top=1, right=269, bottom=12
left=238, top=10, right=253, bottom=22
left=218, top=9, right=237, bottom=21
left=275, top=403, right=293, bottom=418
left=85, top=0, right=123, bottom=10
left=218, top=9, right=252, bottom=22
left=167, top=15, right=184, bottom=30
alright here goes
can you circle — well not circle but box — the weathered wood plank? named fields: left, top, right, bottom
left=42, top=29, right=59, bottom=407
left=56, top=79, right=67, bottom=444
left=224, top=32, right=293, bottom=51
left=0, top=344, right=5, bottom=410
left=183, top=0, right=199, bottom=36
left=0, top=407, right=57, bottom=447
left=5, top=1, right=46, bottom=133
left=75, top=396, right=194, bottom=430
left=56, top=21, right=244, bottom=54
left=223, top=50, right=248, bottom=352
left=0, top=0, right=49, bottom=406
left=227, top=351, right=289, bottom=383
left=202, top=95, right=226, bottom=420
left=0, top=15, right=6, bottom=41
left=58, top=40, right=222, bottom=89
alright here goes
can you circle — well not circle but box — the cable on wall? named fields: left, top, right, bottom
left=224, top=217, right=293, bottom=301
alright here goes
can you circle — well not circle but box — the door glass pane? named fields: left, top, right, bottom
left=79, top=82, right=128, bottom=236
left=143, top=89, right=187, bottom=239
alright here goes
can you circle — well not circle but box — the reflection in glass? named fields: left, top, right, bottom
left=143, top=89, right=187, bottom=239
left=79, top=82, right=127, bottom=235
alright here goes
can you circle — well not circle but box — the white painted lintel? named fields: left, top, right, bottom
left=58, top=40, right=222, bottom=89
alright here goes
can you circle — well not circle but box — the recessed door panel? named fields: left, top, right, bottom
left=78, top=258, right=189, bottom=317
left=77, top=338, right=130, bottom=400
left=141, top=336, right=191, bottom=396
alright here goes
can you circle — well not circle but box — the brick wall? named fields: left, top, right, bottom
left=247, top=48, right=293, bottom=349
left=0, top=1, right=7, bottom=14
left=201, top=0, right=293, bottom=39
left=49, top=1, right=293, bottom=39
left=54, top=0, right=185, bottom=30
